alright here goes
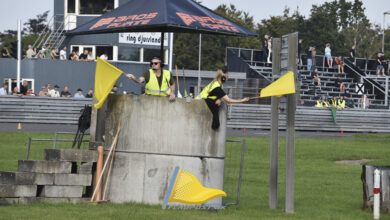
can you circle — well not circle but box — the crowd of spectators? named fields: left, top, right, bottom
left=0, top=81, right=93, bottom=99
left=1, top=44, right=109, bottom=62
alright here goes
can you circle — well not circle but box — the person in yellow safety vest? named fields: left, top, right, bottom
left=315, top=97, right=323, bottom=107
left=323, top=97, right=331, bottom=108
left=337, top=96, right=346, bottom=108
left=331, top=96, right=338, bottom=107
left=125, top=57, right=175, bottom=101
left=196, top=68, right=250, bottom=130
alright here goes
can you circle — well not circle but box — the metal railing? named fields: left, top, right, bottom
left=25, top=132, right=89, bottom=160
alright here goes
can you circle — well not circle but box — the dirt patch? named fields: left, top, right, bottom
left=335, top=159, right=373, bottom=166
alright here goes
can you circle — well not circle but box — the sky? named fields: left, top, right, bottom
left=0, top=0, right=389, bottom=32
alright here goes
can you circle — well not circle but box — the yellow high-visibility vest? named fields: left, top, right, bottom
left=315, top=100, right=323, bottom=107
left=323, top=101, right=330, bottom=107
left=145, top=69, right=171, bottom=96
left=338, top=99, right=345, bottom=108
left=196, top=81, right=223, bottom=100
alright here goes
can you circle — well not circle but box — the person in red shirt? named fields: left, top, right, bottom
left=335, top=56, right=344, bottom=73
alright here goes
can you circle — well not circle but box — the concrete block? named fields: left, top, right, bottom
left=0, top=185, right=37, bottom=197
left=105, top=152, right=224, bottom=204
left=44, top=149, right=98, bottom=162
left=18, top=160, right=72, bottom=174
left=104, top=95, right=226, bottom=158
left=79, top=162, right=93, bottom=174
left=54, top=174, right=92, bottom=186
left=40, top=185, right=83, bottom=198
left=0, top=172, right=53, bottom=185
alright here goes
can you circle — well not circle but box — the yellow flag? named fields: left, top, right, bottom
left=260, top=71, right=296, bottom=98
left=94, top=57, right=123, bottom=109
left=168, top=169, right=226, bottom=204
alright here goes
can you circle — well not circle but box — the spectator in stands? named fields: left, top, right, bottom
left=60, top=86, right=72, bottom=98
left=49, top=85, right=60, bottom=97
left=1, top=46, right=11, bottom=58
left=38, top=86, right=48, bottom=96
left=344, top=89, right=353, bottom=108
left=307, top=46, right=313, bottom=71
left=68, top=51, right=77, bottom=60
left=335, top=56, right=345, bottom=73
left=26, top=89, right=35, bottom=96
left=87, top=51, right=94, bottom=61
left=335, top=76, right=345, bottom=92
left=100, top=53, right=108, bottom=60
left=25, top=45, right=36, bottom=59
left=311, top=68, right=321, bottom=87
left=315, top=97, right=323, bottom=107
left=262, top=35, right=269, bottom=62
left=12, top=87, right=22, bottom=96
left=360, top=94, right=370, bottom=109
left=38, top=47, right=45, bottom=59
left=110, top=85, right=118, bottom=94
left=20, top=80, right=29, bottom=95
left=349, top=45, right=356, bottom=64
left=311, top=46, right=317, bottom=70
left=267, top=37, right=272, bottom=63
left=60, top=46, right=67, bottom=60
left=85, top=89, right=93, bottom=98
left=51, top=49, right=59, bottom=59
left=79, top=49, right=89, bottom=61
left=381, top=52, right=388, bottom=75
left=46, top=83, right=52, bottom=93
left=331, top=96, right=338, bottom=107
left=337, top=96, right=345, bottom=109
left=323, top=97, right=331, bottom=108
left=297, top=39, right=302, bottom=66
left=44, top=44, right=52, bottom=59
left=325, top=43, right=333, bottom=68
left=377, top=52, right=385, bottom=76
left=74, top=88, right=85, bottom=98
left=0, top=83, right=8, bottom=95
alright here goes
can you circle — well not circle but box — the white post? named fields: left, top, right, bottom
left=17, top=19, right=22, bottom=92
left=374, top=169, right=381, bottom=220
left=197, top=34, right=202, bottom=95
left=169, top=33, right=174, bottom=72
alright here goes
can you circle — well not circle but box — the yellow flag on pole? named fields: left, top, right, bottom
left=94, top=57, right=123, bottom=109
left=260, top=71, right=296, bottom=98
left=167, top=169, right=226, bottom=205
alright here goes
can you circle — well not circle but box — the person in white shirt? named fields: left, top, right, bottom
left=25, top=45, right=36, bottom=59
left=0, top=83, right=8, bottom=95
left=87, top=51, right=94, bottom=61
left=325, top=43, right=333, bottom=68
left=48, top=85, right=60, bottom=97
left=100, top=53, right=108, bottom=60
left=74, top=88, right=85, bottom=98
left=60, top=46, right=67, bottom=60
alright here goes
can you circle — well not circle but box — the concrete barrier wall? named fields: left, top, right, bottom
left=94, top=95, right=227, bottom=204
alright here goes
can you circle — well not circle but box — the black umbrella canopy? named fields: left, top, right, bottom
left=66, top=0, right=258, bottom=37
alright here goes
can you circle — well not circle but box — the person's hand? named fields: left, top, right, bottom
left=126, top=74, right=135, bottom=80
left=215, top=99, right=222, bottom=106
left=242, top=97, right=250, bottom=102
left=169, top=92, right=175, bottom=101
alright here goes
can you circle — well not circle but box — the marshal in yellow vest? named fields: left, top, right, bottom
left=196, top=81, right=223, bottom=100
left=145, top=69, right=171, bottom=96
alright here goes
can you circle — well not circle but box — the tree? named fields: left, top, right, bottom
left=23, top=10, right=49, bottom=35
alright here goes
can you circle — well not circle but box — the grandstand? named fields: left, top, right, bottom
left=226, top=47, right=390, bottom=109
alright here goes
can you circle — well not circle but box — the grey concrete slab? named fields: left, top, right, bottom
left=44, top=149, right=98, bottom=162
left=0, top=172, right=53, bottom=185
left=5, top=197, right=89, bottom=204
left=79, top=162, right=93, bottom=174
left=102, top=95, right=226, bottom=158
left=54, top=174, right=92, bottom=186
left=41, top=185, right=83, bottom=198
left=0, top=185, right=37, bottom=197
left=104, top=152, right=224, bottom=205
left=18, top=160, right=72, bottom=174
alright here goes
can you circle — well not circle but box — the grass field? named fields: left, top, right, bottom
left=0, top=132, right=390, bottom=220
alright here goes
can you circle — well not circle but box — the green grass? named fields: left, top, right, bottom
left=0, top=132, right=390, bottom=219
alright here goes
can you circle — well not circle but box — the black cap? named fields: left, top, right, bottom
left=221, top=66, right=228, bottom=74
left=77, top=88, right=83, bottom=91
left=54, top=85, right=59, bottom=88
